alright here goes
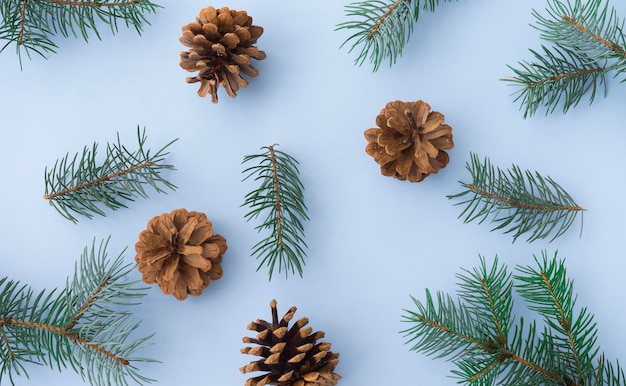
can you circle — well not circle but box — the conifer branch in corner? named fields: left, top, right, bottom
left=0, top=237, right=156, bottom=386
left=401, top=252, right=625, bottom=385
left=0, top=0, right=160, bottom=66
left=242, top=144, right=309, bottom=280
left=447, top=153, right=583, bottom=243
left=505, top=0, right=626, bottom=117
left=336, top=0, right=459, bottom=71
left=43, top=126, right=177, bottom=223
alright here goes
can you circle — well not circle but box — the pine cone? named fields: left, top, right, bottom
left=240, top=300, right=341, bottom=386
left=134, top=208, right=227, bottom=301
left=364, top=100, right=454, bottom=182
left=179, top=6, right=266, bottom=103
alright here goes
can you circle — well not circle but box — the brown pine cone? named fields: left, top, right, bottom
left=134, top=208, right=227, bottom=300
left=240, top=300, right=341, bottom=386
left=179, top=6, right=266, bottom=103
left=364, top=100, right=454, bottom=182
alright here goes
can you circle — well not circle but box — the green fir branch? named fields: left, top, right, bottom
left=448, top=153, right=584, bottom=243
left=43, top=126, right=177, bottom=223
left=505, top=0, right=626, bottom=117
left=0, top=237, right=156, bottom=386
left=534, top=0, right=626, bottom=69
left=401, top=252, right=625, bottom=385
left=0, top=0, right=160, bottom=66
left=241, top=144, right=309, bottom=281
left=336, top=0, right=458, bottom=71
left=503, top=44, right=607, bottom=118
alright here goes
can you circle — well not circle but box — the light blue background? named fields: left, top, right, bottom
left=1, top=0, right=625, bottom=384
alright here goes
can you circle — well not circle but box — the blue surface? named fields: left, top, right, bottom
left=1, top=0, right=625, bottom=384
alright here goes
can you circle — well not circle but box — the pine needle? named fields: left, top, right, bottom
left=241, top=145, right=309, bottom=280
left=447, top=153, right=584, bottom=243
left=43, top=126, right=177, bottom=223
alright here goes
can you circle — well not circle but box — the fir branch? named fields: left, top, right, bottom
left=401, top=252, right=625, bottom=385
left=448, top=153, right=584, bottom=243
left=336, top=0, right=458, bottom=71
left=534, top=0, right=626, bottom=65
left=515, top=252, right=598, bottom=383
left=0, top=0, right=160, bottom=66
left=242, top=144, right=309, bottom=280
left=505, top=0, right=626, bottom=117
left=43, top=126, right=177, bottom=223
left=0, top=237, right=156, bottom=386
left=503, top=44, right=607, bottom=118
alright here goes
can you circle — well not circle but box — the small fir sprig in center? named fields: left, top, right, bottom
left=242, top=145, right=309, bottom=280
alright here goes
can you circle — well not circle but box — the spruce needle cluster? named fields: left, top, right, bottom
left=0, top=0, right=160, bottom=66
left=336, top=0, right=458, bottom=71
left=242, top=145, right=309, bottom=280
left=505, top=0, right=626, bottom=117
left=448, top=153, right=583, bottom=243
left=401, top=252, right=625, bottom=385
left=43, top=126, right=177, bottom=223
left=0, top=238, right=156, bottom=386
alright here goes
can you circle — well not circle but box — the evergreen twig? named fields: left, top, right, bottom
left=336, top=0, right=458, bottom=71
left=241, top=144, right=309, bottom=280
left=504, top=44, right=607, bottom=118
left=0, top=0, right=160, bottom=66
left=505, top=0, right=626, bottom=117
left=0, top=237, right=156, bottom=386
left=43, top=126, right=177, bottom=223
left=401, top=252, right=625, bottom=385
left=447, top=153, right=584, bottom=243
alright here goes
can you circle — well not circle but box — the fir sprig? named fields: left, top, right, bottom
left=401, top=252, right=625, bottom=385
left=0, top=237, right=156, bottom=386
left=43, top=126, right=177, bottom=223
left=336, top=0, right=458, bottom=71
left=241, top=145, right=309, bottom=280
left=505, top=0, right=626, bottom=117
left=0, top=0, right=160, bottom=66
left=504, top=44, right=607, bottom=118
left=448, top=153, right=584, bottom=243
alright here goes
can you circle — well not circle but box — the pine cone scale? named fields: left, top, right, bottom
left=421, top=112, right=445, bottom=133
left=424, top=124, right=453, bottom=140
left=161, top=255, right=180, bottom=281
left=429, top=135, right=454, bottom=150
left=235, top=27, right=251, bottom=42
left=176, top=217, right=198, bottom=244
left=188, top=223, right=213, bottom=244
left=395, top=155, right=413, bottom=176
left=182, top=253, right=212, bottom=271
